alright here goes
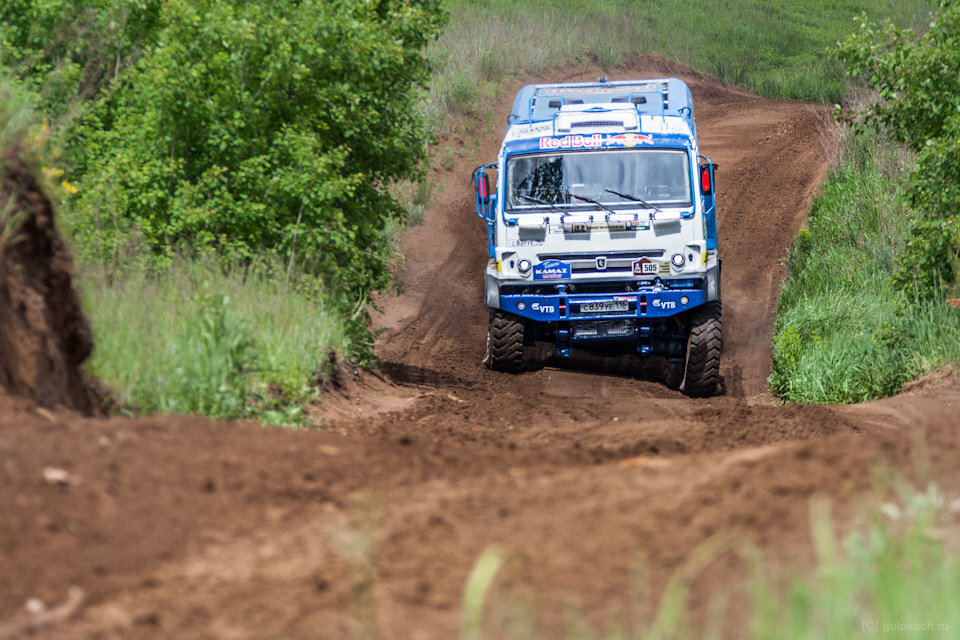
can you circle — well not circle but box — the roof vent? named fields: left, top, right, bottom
left=554, top=105, right=641, bottom=133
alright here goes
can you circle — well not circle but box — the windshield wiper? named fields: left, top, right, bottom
left=563, top=191, right=618, bottom=217
left=515, top=193, right=567, bottom=218
left=604, top=188, right=662, bottom=213
left=516, top=193, right=554, bottom=206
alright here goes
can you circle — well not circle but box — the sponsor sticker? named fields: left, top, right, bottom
left=567, top=222, right=628, bottom=233
left=632, top=258, right=659, bottom=276
left=538, top=134, right=604, bottom=150
left=652, top=298, right=676, bottom=310
left=606, top=133, right=654, bottom=147
left=530, top=302, right=556, bottom=314
left=538, top=132, right=655, bottom=150
left=533, top=259, right=571, bottom=280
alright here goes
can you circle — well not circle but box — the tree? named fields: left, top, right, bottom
left=65, top=0, right=445, bottom=304
left=836, top=0, right=960, bottom=298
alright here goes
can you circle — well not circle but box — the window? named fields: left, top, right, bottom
left=506, top=149, right=691, bottom=210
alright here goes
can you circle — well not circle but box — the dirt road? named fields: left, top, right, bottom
left=2, top=59, right=959, bottom=639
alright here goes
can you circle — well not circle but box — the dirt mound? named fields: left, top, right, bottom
left=0, top=149, right=99, bottom=415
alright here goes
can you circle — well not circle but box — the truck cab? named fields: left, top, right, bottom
left=473, top=78, right=722, bottom=396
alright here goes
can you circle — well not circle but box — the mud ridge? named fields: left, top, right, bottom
left=0, top=149, right=99, bottom=414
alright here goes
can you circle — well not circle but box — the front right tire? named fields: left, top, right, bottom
left=482, top=309, right=525, bottom=372
left=679, top=301, right=723, bottom=397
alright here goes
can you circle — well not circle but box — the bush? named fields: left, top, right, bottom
left=836, top=0, right=960, bottom=298
left=3, top=0, right=446, bottom=362
left=69, top=1, right=444, bottom=297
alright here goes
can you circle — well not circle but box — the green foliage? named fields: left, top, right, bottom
left=0, top=0, right=164, bottom=117
left=3, top=0, right=446, bottom=366
left=3, top=0, right=446, bottom=415
left=63, top=0, right=445, bottom=304
left=80, top=255, right=349, bottom=423
left=836, top=1, right=960, bottom=298
left=770, top=130, right=960, bottom=404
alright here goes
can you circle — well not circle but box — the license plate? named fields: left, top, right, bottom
left=579, top=301, right=629, bottom=313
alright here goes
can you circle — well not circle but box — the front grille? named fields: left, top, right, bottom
left=572, top=320, right=636, bottom=339
left=537, top=251, right=670, bottom=276
left=565, top=281, right=639, bottom=294
left=571, top=120, right=623, bottom=128
left=537, top=250, right=665, bottom=276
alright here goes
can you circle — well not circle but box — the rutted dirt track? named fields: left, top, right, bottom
left=3, top=59, right=960, bottom=639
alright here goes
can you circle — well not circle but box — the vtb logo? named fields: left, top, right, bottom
left=595, top=256, right=607, bottom=270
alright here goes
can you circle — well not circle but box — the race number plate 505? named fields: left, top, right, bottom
left=580, top=301, right=629, bottom=313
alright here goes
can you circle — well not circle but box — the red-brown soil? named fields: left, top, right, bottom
left=2, top=59, right=959, bottom=639
left=0, top=149, right=99, bottom=415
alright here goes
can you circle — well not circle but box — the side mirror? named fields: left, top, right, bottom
left=477, top=171, right=490, bottom=204
left=699, top=164, right=713, bottom=196
left=473, top=163, right=497, bottom=220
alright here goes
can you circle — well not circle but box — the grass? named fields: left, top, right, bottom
left=769, top=128, right=960, bottom=404
left=426, top=0, right=933, bottom=130
left=78, top=255, right=349, bottom=424
left=459, top=480, right=960, bottom=639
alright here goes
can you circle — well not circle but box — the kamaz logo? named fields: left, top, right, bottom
left=595, top=256, right=607, bottom=270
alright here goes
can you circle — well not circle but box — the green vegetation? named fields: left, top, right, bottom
left=460, top=482, right=960, bottom=639
left=79, top=257, right=348, bottom=423
left=772, top=0, right=960, bottom=403
left=3, top=0, right=445, bottom=306
left=769, top=129, right=960, bottom=403
left=1, top=0, right=445, bottom=420
left=836, top=0, right=960, bottom=300
left=428, top=0, right=931, bottom=128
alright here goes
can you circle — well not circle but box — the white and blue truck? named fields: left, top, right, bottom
left=472, top=78, right=722, bottom=396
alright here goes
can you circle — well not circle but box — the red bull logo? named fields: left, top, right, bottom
left=539, top=134, right=604, bottom=150
left=606, top=133, right=654, bottom=147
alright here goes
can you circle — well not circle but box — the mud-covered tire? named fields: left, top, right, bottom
left=680, top=301, right=722, bottom=397
left=482, top=310, right=525, bottom=372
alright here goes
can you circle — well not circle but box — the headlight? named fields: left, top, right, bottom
left=518, top=259, right=532, bottom=273
left=671, top=253, right=685, bottom=268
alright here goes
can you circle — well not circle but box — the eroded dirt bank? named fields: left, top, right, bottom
left=0, top=149, right=99, bottom=415
left=2, top=58, right=958, bottom=639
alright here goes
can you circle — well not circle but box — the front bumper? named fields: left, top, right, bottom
left=499, top=287, right=705, bottom=322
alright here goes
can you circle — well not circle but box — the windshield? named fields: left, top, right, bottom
left=505, top=149, right=691, bottom=210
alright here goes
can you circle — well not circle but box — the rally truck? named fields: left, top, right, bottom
left=472, top=77, right=722, bottom=396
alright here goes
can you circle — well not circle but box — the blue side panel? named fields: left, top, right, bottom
left=705, top=204, right=718, bottom=251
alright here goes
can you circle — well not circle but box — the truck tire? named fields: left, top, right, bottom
left=680, top=301, right=722, bottom=397
left=482, top=310, right=525, bottom=372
